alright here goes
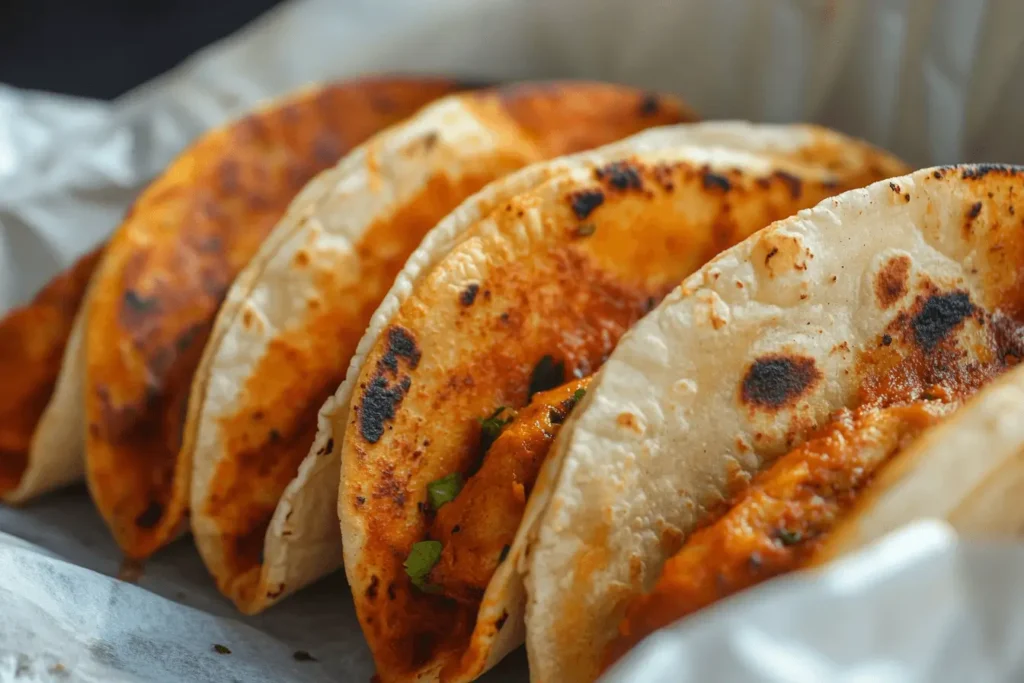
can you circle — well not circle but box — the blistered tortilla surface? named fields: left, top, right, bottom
left=83, top=77, right=463, bottom=558
left=339, top=124, right=906, bottom=682
left=524, top=165, right=1024, bottom=683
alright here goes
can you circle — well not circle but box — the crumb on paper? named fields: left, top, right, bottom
left=213, top=644, right=232, bottom=655
left=293, top=650, right=318, bottom=662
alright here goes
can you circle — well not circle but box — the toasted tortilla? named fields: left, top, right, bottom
left=185, top=82, right=692, bottom=612
left=0, top=248, right=101, bottom=502
left=524, top=164, right=1024, bottom=683
left=81, top=77, right=464, bottom=559
left=334, top=123, right=906, bottom=682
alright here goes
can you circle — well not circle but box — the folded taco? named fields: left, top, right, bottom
left=81, top=76, right=464, bottom=559
left=603, top=359, right=1024, bottom=674
left=185, top=82, right=693, bottom=613
left=522, top=164, right=1024, bottom=683
left=0, top=247, right=101, bottom=502
left=332, top=123, right=906, bottom=682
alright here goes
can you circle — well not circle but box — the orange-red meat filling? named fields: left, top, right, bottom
left=428, top=378, right=590, bottom=603
left=604, top=400, right=951, bottom=670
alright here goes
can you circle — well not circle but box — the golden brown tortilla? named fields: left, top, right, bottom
left=82, top=77, right=464, bottom=559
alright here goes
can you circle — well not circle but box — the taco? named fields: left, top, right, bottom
left=185, top=82, right=693, bottom=613
left=523, top=164, right=1024, bottom=683
left=332, top=123, right=906, bottom=682
left=603, top=360, right=1024, bottom=673
left=0, top=247, right=101, bottom=502
left=81, top=76, right=464, bottom=559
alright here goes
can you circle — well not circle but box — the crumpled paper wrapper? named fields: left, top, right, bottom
left=3, top=0, right=1024, bottom=681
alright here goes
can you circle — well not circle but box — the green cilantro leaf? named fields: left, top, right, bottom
left=571, top=387, right=586, bottom=404
left=427, top=472, right=464, bottom=511
left=404, top=540, right=443, bottom=591
left=479, top=406, right=516, bottom=453
left=776, top=528, right=802, bottom=546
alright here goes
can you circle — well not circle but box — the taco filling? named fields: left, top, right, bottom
left=604, top=399, right=953, bottom=669
left=411, top=377, right=590, bottom=603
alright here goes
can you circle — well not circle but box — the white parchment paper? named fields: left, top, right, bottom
left=3, top=0, right=1024, bottom=681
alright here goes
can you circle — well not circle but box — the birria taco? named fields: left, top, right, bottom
left=184, top=82, right=693, bottom=613
left=0, top=247, right=101, bottom=502
left=332, top=122, right=905, bottom=682
left=522, top=164, right=1024, bottom=683
left=81, top=76, right=465, bottom=558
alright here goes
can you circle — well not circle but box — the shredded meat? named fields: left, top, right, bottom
left=430, top=377, right=590, bottom=604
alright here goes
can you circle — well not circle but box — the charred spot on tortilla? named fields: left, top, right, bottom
left=134, top=500, right=164, bottom=529
left=498, top=544, right=511, bottom=564
left=651, top=163, right=676, bottom=192
left=961, top=164, right=1018, bottom=180
left=773, top=170, right=803, bottom=200
left=595, top=161, right=643, bottom=192
left=366, top=575, right=380, bottom=601
left=764, top=246, right=779, bottom=267
left=529, top=355, right=566, bottom=399
left=459, top=284, right=480, bottom=307
left=569, top=189, right=605, bottom=220
left=360, top=375, right=412, bottom=444
left=495, top=610, right=510, bottom=632
left=968, top=201, right=983, bottom=220
left=910, top=291, right=975, bottom=352
left=740, top=354, right=822, bottom=410
left=875, top=255, right=911, bottom=309
left=638, top=92, right=661, bottom=116
left=316, top=437, right=334, bottom=457
left=378, top=326, right=422, bottom=374
left=701, top=170, right=731, bottom=193
left=882, top=334, right=893, bottom=346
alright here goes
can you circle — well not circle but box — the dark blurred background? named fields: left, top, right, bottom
left=0, top=0, right=287, bottom=99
